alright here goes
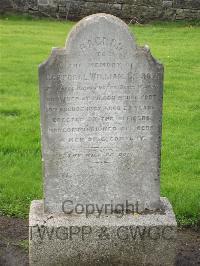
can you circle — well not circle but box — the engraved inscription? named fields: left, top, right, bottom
left=39, top=14, right=163, bottom=213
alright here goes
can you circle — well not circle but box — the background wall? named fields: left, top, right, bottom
left=1, top=0, right=200, bottom=22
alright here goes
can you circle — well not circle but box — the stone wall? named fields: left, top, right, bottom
left=1, top=0, right=200, bottom=22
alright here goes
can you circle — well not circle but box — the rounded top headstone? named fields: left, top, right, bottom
left=66, top=13, right=136, bottom=49
left=39, top=13, right=163, bottom=214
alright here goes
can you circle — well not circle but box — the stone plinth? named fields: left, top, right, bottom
left=29, top=197, right=177, bottom=266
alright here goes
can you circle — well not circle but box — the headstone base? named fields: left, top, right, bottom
left=29, top=197, right=177, bottom=266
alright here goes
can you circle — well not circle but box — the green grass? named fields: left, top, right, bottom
left=0, top=15, right=199, bottom=226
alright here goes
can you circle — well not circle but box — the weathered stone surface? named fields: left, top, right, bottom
left=29, top=197, right=177, bottom=266
left=76, top=2, right=123, bottom=17
left=38, top=0, right=49, bottom=5
left=162, top=7, right=176, bottom=19
left=163, top=0, right=173, bottom=8
left=125, top=0, right=163, bottom=6
left=0, top=0, right=13, bottom=10
left=122, top=4, right=163, bottom=21
left=173, top=0, right=200, bottom=9
left=0, top=0, right=199, bottom=21
left=175, top=8, right=200, bottom=19
left=39, top=13, right=163, bottom=214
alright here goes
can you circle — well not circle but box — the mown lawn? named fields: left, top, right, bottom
left=0, top=15, right=199, bottom=226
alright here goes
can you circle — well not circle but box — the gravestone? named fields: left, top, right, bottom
left=29, top=13, right=177, bottom=266
left=40, top=12, right=162, bottom=214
